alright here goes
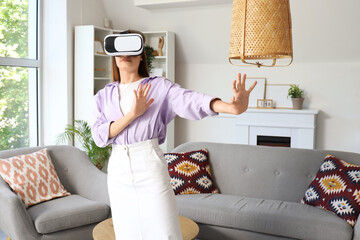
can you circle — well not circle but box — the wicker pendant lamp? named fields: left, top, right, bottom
left=229, top=0, right=293, bottom=67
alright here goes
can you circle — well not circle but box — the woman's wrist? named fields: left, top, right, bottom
left=109, top=112, right=138, bottom=138
left=210, top=99, right=231, bottom=114
left=210, top=99, right=242, bottom=115
left=126, top=111, right=138, bottom=121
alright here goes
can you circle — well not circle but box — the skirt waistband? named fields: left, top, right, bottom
left=112, top=138, right=159, bottom=152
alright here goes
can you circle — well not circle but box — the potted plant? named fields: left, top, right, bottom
left=57, top=120, right=112, bottom=171
left=288, top=85, right=304, bottom=110
left=144, top=45, right=155, bottom=74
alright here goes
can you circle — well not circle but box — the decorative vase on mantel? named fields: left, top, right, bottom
left=288, top=85, right=305, bottom=110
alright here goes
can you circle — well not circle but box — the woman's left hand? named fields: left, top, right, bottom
left=228, top=73, right=257, bottom=115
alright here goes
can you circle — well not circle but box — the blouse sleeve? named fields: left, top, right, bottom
left=91, top=93, right=115, bottom=148
left=164, top=81, right=219, bottom=122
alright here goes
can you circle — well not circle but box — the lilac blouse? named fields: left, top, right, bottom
left=91, top=76, right=219, bottom=147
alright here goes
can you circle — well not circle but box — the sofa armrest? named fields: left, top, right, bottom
left=0, top=178, right=40, bottom=240
left=353, top=217, right=360, bottom=240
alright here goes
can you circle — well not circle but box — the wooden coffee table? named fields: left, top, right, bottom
left=93, top=216, right=199, bottom=240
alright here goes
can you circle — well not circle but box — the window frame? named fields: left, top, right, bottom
left=0, top=0, right=41, bottom=147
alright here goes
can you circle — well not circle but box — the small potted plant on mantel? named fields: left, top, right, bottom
left=288, top=84, right=304, bottom=110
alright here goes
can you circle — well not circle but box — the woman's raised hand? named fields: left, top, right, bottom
left=228, top=73, right=257, bottom=115
left=130, top=83, right=154, bottom=118
left=109, top=83, right=154, bottom=138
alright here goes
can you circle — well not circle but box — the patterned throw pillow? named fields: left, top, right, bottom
left=301, top=154, right=360, bottom=226
left=0, top=149, right=70, bottom=208
left=164, top=149, right=219, bottom=195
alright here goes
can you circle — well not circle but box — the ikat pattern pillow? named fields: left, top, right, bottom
left=301, top=154, right=360, bottom=226
left=164, top=149, right=219, bottom=195
left=0, top=149, right=70, bottom=208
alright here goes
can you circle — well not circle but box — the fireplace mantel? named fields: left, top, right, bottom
left=235, top=109, right=319, bottom=149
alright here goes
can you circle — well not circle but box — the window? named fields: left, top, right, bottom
left=0, top=0, right=40, bottom=150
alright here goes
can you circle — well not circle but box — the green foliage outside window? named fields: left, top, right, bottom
left=0, top=0, right=30, bottom=150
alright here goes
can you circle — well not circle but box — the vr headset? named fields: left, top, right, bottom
left=104, top=32, right=144, bottom=56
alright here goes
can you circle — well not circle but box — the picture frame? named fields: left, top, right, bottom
left=94, top=39, right=105, bottom=54
left=257, top=99, right=265, bottom=108
left=265, top=84, right=292, bottom=109
left=257, top=99, right=274, bottom=109
left=247, top=77, right=266, bottom=108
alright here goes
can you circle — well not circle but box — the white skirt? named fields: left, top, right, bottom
left=107, top=139, right=183, bottom=240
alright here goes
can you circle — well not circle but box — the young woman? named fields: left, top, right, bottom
left=91, top=30, right=256, bottom=240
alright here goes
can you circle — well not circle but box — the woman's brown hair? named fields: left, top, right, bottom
left=112, top=30, right=150, bottom=82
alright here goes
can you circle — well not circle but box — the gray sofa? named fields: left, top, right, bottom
left=3, top=143, right=360, bottom=240
left=173, top=142, right=360, bottom=240
left=0, top=145, right=111, bottom=240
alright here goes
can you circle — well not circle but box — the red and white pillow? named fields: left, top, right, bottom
left=301, top=154, right=360, bottom=226
left=164, top=149, right=219, bottom=195
left=0, top=149, right=70, bottom=208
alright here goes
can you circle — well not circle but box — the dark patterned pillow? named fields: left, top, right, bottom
left=301, top=154, right=360, bottom=226
left=164, top=149, right=219, bottom=195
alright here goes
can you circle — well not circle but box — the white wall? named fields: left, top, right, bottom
left=42, top=0, right=70, bottom=145
left=80, top=0, right=107, bottom=26
left=176, top=62, right=360, bottom=154
left=96, top=0, right=360, bottom=153
left=57, top=0, right=360, bottom=153
left=41, top=0, right=106, bottom=145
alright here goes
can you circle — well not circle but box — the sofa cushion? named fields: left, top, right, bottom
left=301, top=154, right=360, bottom=226
left=164, top=149, right=219, bottom=195
left=27, top=194, right=110, bottom=234
left=176, top=194, right=352, bottom=240
left=0, top=148, right=70, bottom=208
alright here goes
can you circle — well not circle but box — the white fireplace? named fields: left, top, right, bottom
left=235, top=109, right=319, bottom=149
